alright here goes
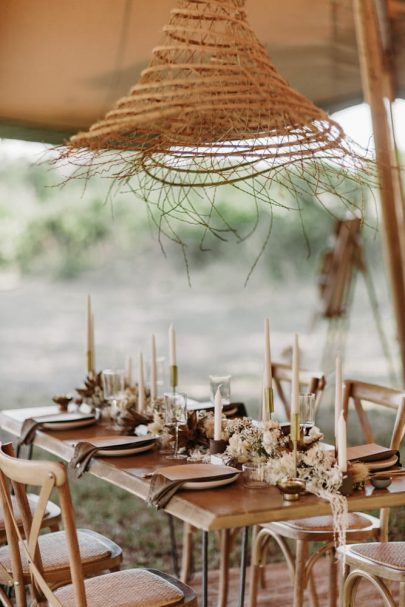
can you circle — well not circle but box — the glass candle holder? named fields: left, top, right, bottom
left=299, top=393, right=316, bottom=434
left=242, top=462, right=268, bottom=488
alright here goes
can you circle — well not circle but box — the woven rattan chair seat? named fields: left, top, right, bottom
left=54, top=569, right=185, bottom=607
left=0, top=529, right=115, bottom=576
left=280, top=513, right=374, bottom=532
left=0, top=494, right=51, bottom=528
left=348, top=542, right=405, bottom=571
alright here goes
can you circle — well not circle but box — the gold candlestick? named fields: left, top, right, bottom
left=265, top=387, right=274, bottom=418
left=291, top=412, right=300, bottom=477
left=277, top=412, right=305, bottom=501
left=86, top=350, right=94, bottom=375
left=170, top=365, right=178, bottom=392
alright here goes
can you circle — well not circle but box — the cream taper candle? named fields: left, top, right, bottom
left=214, top=386, right=222, bottom=441
left=264, top=318, right=272, bottom=389
left=291, top=333, right=300, bottom=415
left=335, top=352, right=343, bottom=443
left=126, top=355, right=133, bottom=386
left=151, top=335, right=157, bottom=402
left=169, top=324, right=176, bottom=367
left=138, top=353, right=145, bottom=412
left=337, top=411, right=347, bottom=473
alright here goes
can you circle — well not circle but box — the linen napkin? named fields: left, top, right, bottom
left=70, top=436, right=155, bottom=478
left=70, top=441, right=101, bottom=478
left=18, top=412, right=96, bottom=447
left=147, top=464, right=239, bottom=509
left=18, top=418, right=41, bottom=447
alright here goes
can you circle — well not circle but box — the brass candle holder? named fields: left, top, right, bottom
left=86, top=350, right=94, bottom=375
left=291, top=412, right=300, bottom=476
left=277, top=412, right=306, bottom=501
left=264, top=387, right=274, bottom=419
left=170, top=365, right=178, bottom=393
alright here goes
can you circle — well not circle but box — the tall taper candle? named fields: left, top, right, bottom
left=214, top=386, right=223, bottom=441
left=86, top=295, right=93, bottom=374
left=169, top=324, right=176, bottom=366
left=262, top=373, right=269, bottom=422
left=91, top=312, right=96, bottom=373
left=126, top=356, right=133, bottom=386
left=337, top=411, right=347, bottom=473
left=151, top=335, right=157, bottom=402
left=291, top=334, right=300, bottom=415
left=335, top=353, right=343, bottom=443
left=264, top=318, right=272, bottom=389
left=138, top=353, right=145, bottom=412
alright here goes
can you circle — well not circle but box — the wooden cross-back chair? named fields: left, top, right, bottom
left=342, top=378, right=405, bottom=447
left=0, top=443, right=197, bottom=607
left=271, top=362, right=326, bottom=419
left=249, top=379, right=405, bottom=607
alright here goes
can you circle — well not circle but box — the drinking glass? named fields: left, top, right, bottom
left=299, top=393, right=316, bottom=435
left=209, top=374, right=232, bottom=405
left=242, top=462, right=268, bottom=488
left=164, top=392, right=187, bottom=459
left=102, top=369, right=126, bottom=421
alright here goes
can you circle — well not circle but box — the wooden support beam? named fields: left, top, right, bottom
left=353, top=0, right=405, bottom=383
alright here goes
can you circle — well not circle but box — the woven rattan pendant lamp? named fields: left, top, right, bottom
left=64, top=0, right=372, bottom=252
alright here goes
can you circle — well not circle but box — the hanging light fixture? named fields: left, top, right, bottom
left=62, top=0, right=373, bottom=267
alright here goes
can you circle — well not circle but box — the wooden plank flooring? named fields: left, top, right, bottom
left=190, top=558, right=400, bottom=606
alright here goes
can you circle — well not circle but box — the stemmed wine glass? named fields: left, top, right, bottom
left=164, top=392, right=187, bottom=460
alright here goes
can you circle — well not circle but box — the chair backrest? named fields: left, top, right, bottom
left=342, top=379, right=405, bottom=541
left=0, top=443, right=87, bottom=607
left=342, top=379, right=405, bottom=449
left=271, top=361, right=326, bottom=419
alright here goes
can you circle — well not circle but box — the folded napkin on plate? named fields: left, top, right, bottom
left=347, top=443, right=400, bottom=471
left=147, top=464, right=239, bottom=509
left=70, top=436, right=154, bottom=478
left=18, top=413, right=95, bottom=447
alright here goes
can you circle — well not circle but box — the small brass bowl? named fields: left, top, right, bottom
left=370, top=476, right=392, bottom=490
left=52, top=394, right=73, bottom=412
left=277, top=478, right=306, bottom=501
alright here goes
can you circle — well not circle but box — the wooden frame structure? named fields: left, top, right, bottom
left=354, top=0, right=405, bottom=382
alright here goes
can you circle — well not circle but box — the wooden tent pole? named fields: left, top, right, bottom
left=353, top=0, right=405, bottom=383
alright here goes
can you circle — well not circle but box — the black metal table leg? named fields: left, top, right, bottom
left=202, top=530, right=208, bottom=607
left=27, top=444, right=33, bottom=460
left=166, top=513, right=180, bottom=578
left=238, top=526, right=249, bottom=607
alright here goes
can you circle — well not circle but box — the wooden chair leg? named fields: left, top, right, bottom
left=217, top=529, right=231, bottom=607
left=249, top=531, right=270, bottom=607
left=399, top=582, right=405, bottom=607
left=181, top=523, right=194, bottom=583
left=308, top=573, right=320, bottom=607
left=328, top=547, right=337, bottom=607
left=293, top=540, right=308, bottom=607
left=180, top=522, right=194, bottom=583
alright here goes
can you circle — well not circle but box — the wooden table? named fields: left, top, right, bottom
left=2, top=406, right=405, bottom=606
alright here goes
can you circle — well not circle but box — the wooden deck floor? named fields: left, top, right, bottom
left=190, top=558, right=399, bottom=606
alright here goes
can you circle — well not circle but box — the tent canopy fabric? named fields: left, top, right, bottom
left=1, top=0, right=404, bottom=144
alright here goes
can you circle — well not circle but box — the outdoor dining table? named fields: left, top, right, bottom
left=1, top=405, right=405, bottom=607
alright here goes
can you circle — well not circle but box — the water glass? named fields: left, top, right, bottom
left=102, top=369, right=126, bottom=401
left=242, top=462, right=268, bottom=488
left=101, top=369, right=126, bottom=423
left=209, top=374, right=232, bottom=405
left=164, top=392, right=187, bottom=459
left=300, top=393, right=316, bottom=434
